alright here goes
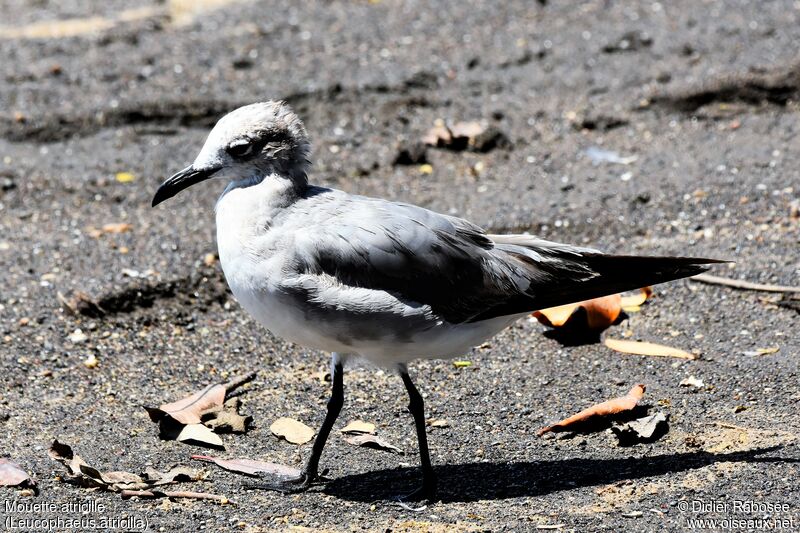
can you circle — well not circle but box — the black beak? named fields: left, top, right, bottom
left=151, top=165, right=220, bottom=207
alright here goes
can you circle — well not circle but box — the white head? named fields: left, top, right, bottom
left=152, top=101, right=311, bottom=206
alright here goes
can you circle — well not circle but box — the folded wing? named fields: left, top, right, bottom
left=287, top=190, right=722, bottom=324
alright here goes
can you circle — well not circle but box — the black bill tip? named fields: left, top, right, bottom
left=152, top=165, right=219, bottom=207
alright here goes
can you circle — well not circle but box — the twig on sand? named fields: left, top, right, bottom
left=223, top=371, right=258, bottom=396
left=120, top=489, right=230, bottom=503
left=691, top=273, right=800, bottom=293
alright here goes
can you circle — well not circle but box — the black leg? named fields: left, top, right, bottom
left=302, top=357, right=344, bottom=479
left=399, top=366, right=438, bottom=501
left=249, top=354, right=344, bottom=493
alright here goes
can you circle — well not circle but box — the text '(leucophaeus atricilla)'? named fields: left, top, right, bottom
left=152, top=101, right=722, bottom=502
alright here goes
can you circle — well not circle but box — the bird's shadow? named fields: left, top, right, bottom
left=322, top=446, right=793, bottom=503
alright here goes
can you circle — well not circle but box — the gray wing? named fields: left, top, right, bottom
left=280, top=188, right=719, bottom=324
left=279, top=188, right=604, bottom=324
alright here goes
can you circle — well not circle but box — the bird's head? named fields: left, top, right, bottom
left=152, top=101, right=311, bottom=206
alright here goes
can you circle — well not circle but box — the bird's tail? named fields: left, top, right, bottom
left=486, top=235, right=727, bottom=316
left=531, top=253, right=725, bottom=309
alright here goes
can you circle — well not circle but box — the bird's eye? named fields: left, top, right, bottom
left=226, top=142, right=255, bottom=158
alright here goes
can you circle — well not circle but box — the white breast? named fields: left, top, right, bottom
left=216, top=185, right=355, bottom=353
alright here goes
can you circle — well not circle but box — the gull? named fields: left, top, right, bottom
left=152, top=101, right=721, bottom=501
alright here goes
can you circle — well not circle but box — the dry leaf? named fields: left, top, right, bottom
left=742, top=346, right=780, bottom=356
left=620, top=287, right=653, bottom=311
left=145, top=375, right=255, bottom=448
left=538, top=384, right=646, bottom=435
left=534, top=294, right=622, bottom=330
left=611, top=413, right=669, bottom=445
left=57, top=290, right=105, bottom=317
left=428, top=419, right=450, bottom=428
left=270, top=417, right=314, bottom=445
left=422, top=120, right=509, bottom=152
left=146, top=384, right=226, bottom=426
left=203, top=409, right=251, bottom=434
left=115, top=172, right=136, bottom=183
left=605, top=338, right=696, bottom=359
left=101, top=222, right=133, bottom=234
left=449, top=121, right=485, bottom=141
left=0, top=459, right=36, bottom=491
left=421, top=124, right=452, bottom=147
left=177, top=423, right=224, bottom=449
left=202, top=397, right=252, bottom=434
left=49, top=440, right=95, bottom=481
left=340, top=420, right=376, bottom=435
left=534, top=288, right=652, bottom=331
left=453, top=360, right=472, bottom=368
left=191, top=455, right=300, bottom=478
left=680, top=376, right=705, bottom=388
left=142, top=466, right=202, bottom=486
left=49, top=440, right=201, bottom=492
left=49, top=440, right=148, bottom=491
left=100, top=470, right=150, bottom=488
left=343, top=434, right=402, bottom=454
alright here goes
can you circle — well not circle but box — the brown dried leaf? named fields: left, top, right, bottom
left=343, top=434, right=402, bottom=454
left=49, top=440, right=93, bottom=479
left=605, top=338, right=696, bottom=359
left=146, top=384, right=226, bottom=426
left=99, top=470, right=149, bottom=490
left=340, top=420, right=376, bottom=435
left=270, top=417, right=314, bottom=445
left=422, top=120, right=506, bottom=153
left=57, top=290, right=105, bottom=317
left=146, top=377, right=255, bottom=447
left=49, top=440, right=147, bottom=491
left=0, top=459, right=35, bottom=490
left=191, top=455, right=301, bottom=478
left=202, top=397, right=252, bottom=434
left=538, top=384, right=646, bottom=435
left=50, top=441, right=205, bottom=492
left=203, top=410, right=251, bottom=434
left=142, top=466, right=202, bottom=486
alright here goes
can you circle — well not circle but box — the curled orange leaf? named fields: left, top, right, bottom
left=533, top=287, right=653, bottom=331
left=538, top=384, right=646, bottom=435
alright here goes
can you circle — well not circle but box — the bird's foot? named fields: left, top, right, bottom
left=246, top=471, right=316, bottom=493
left=393, top=477, right=438, bottom=511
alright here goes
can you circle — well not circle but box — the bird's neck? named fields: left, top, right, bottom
left=215, top=172, right=302, bottom=264
left=219, top=170, right=306, bottom=207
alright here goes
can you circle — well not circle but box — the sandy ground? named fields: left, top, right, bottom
left=1, top=1, right=799, bottom=531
